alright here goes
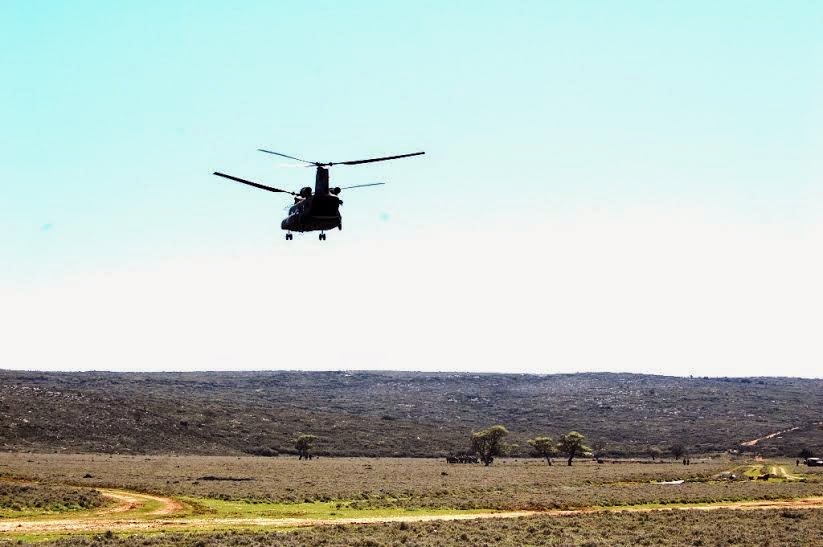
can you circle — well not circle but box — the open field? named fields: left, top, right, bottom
left=3, top=492, right=823, bottom=540
left=3, top=453, right=823, bottom=512
left=1, top=453, right=822, bottom=544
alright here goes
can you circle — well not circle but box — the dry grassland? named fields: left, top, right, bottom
left=2, top=453, right=821, bottom=511
left=38, top=508, right=823, bottom=546
left=0, top=482, right=105, bottom=515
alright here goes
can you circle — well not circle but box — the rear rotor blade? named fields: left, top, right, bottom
left=333, top=151, right=425, bottom=166
left=213, top=172, right=297, bottom=195
left=340, top=182, right=386, bottom=190
left=257, top=149, right=315, bottom=164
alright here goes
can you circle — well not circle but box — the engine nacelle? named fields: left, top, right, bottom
left=331, top=187, right=341, bottom=195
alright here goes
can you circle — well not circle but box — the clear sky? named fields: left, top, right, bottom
left=1, top=2, right=821, bottom=376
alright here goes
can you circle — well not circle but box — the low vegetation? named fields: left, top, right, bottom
left=1, top=453, right=821, bottom=544
left=2, top=454, right=821, bottom=513
left=33, top=508, right=823, bottom=546
left=0, top=481, right=105, bottom=515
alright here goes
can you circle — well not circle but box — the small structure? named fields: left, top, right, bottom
left=805, top=457, right=823, bottom=467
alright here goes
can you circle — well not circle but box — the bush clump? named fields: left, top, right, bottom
left=0, top=483, right=106, bottom=513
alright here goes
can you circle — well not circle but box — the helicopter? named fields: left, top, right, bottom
left=214, top=149, right=424, bottom=240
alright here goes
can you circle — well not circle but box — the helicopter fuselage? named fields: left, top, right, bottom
left=214, top=149, right=422, bottom=241
left=281, top=193, right=342, bottom=232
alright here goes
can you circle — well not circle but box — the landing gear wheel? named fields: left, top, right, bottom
left=319, top=233, right=326, bottom=241
left=285, top=233, right=293, bottom=241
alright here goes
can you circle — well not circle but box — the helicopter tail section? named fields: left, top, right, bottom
left=314, top=167, right=330, bottom=195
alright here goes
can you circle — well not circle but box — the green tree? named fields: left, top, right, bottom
left=294, top=434, right=318, bottom=460
left=471, top=425, right=510, bottom=466
left=670, top=443, right=685, bottom=461
left=591, top=439, right=608, bottom=460
left=557, top=431, right=591, bottom=466
left=648, top=446, right=662, bottom=461
left=527, top=436, right=557, bottom=465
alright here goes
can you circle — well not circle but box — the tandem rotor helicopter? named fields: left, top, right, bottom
left=214, top=149, right=425, bottom=240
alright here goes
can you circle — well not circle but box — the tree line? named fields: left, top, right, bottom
left=470, top=425, right=695, bottom=466
left=279, top=428, right=691, bottom=464
left=471, top=425, right=592, bottom=466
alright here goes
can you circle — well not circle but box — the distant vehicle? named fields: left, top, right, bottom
left=214, top=149, right=424, bottom=240
left=446, top=454, right=480, bottom=464
left=805, top=457, right=823, bottom=466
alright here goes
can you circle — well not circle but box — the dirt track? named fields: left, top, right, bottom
left=95, top=489, right=185, bottom=516
left=2, top=489, right=822, bottom=536
left=740, top=426, right=801, bottom=447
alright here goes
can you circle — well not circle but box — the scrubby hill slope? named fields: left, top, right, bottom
left=0, top=371, right=820, bottom=457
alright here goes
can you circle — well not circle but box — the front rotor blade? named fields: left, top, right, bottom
left=334, top=151, right=425, bottom=166
left=257, top=149, right=315, bottom=164
left=273, top=163, right=312, bottom=168
left=213, top=172, right=296, bottom=195
left=340, top=182, right=386, bottom=190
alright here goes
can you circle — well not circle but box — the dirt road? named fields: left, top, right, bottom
left=2, top=489, right=822, bottom=537
left=740, top=426, right=800, bottom=447
left=96, top=489, right=185, bottom=516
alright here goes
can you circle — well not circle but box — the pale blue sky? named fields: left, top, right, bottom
left=1, top=2, right=822, bottom=375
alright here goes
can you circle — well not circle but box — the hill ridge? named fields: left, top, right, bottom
left=1, top=370, right=820, bottom=457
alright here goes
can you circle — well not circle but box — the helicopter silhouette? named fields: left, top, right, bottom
left=214, top=149, right=424, bottom=240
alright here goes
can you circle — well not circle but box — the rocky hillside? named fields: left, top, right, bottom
left=1, top=371, right=820, bottom=457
